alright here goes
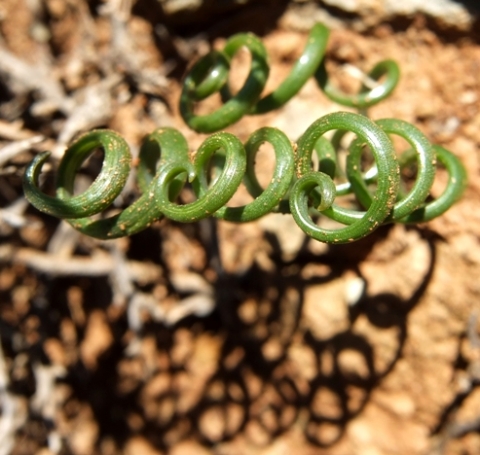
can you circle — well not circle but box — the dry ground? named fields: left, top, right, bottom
left=0, top=1, right=479, bottom=455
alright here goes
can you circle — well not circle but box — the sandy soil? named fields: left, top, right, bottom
left=0, top=1, right=479, bottom=455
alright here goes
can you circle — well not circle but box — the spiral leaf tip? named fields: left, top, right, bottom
left=23, top=24, right=466, bottom=244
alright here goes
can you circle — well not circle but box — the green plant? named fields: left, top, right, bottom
left=23, top=24, right=467, bottom=244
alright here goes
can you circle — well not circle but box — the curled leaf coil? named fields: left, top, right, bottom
left=180, top=23, right=400, bottom=132
left=23, top=24, right=467, bottom=244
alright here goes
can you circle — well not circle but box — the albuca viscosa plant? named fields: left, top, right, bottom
left=23, top=23, right=467, bottom=244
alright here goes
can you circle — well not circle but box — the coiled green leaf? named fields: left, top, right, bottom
left=23, top=24, right=466, bottom=244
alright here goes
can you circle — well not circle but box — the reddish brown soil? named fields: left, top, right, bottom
left=0, top=2, right=479, bottom=455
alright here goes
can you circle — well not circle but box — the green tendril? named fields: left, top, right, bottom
left=180, top=23, right=400, bottom=133
left=23, top=131, right=131, bottom=219
left=23, top=23, right=466, bottom=244
left=180, top=34, right=269, bottom=133
left=316, top=59, right=400, bottom=109
left=290, top=112, right=400, bottom=244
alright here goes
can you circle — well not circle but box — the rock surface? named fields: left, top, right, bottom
left=157, top=0, right=479, bottom=29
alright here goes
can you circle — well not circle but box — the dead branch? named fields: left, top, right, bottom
left=0, top=44, right=73, bottom=116
left=52, top=75, right=123, bottom=159
left=0, top=135, right=45, bottom=168
left=0, top=340, right=28, bottom=455
left=0, top=244, right=162, bottom=285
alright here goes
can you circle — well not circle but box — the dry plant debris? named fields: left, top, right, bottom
left=0, top=1, right=480, bottom=455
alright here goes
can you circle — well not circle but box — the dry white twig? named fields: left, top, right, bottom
left=30, top=362, right=66, bottom=454
left=0, top=197, right=38, bottom=230
left=162, top=293, right=215, bottom=326
left=0, top=340, right=28, bottom=455
left=52, top=75, right=122, bottom=159
left=101, top=0, right=170, bottom=94
left=107, top=239, right=135, bottom=306
left=0, top=135, right=44, bottom=168
left=127, top=292, right=165, bottom=332
left=169, top=270, right=213, bottom=295
left=61, top=0, right=99, bottom=85
left=0, top=45, right=73, bottom=116
left=0, top=244, right=162, bottom=284
left=341, top=63, right=381, bottom=90
left=0, top=120, right=39, bottom=141
left=31, top=363, right=66, bottom=420
left=47, top=221, right=82, bottom=258
left=126, top=283, right=215, bottom=331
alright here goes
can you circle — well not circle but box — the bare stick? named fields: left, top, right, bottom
left=0, top=244, right=162, bottom=284
left=0, top=136, right=44, bottom=168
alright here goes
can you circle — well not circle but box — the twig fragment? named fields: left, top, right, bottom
left=0, top=198, right=37, bottom=230
left=0, top=244, right=162, bottom=284
left=0, top=44, right=72, bottom=116
left=52, top=75, right=122, bottom=159
left=0, top=135, right=45, bottom=168
left=0, top=340, right=28, bottom=455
